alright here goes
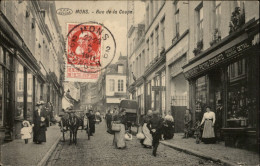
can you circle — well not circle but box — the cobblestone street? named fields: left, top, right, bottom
left=47, top=122, right=220, bottom=166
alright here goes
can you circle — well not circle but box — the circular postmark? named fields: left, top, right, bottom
left=65, top=21, right=116, bottom=74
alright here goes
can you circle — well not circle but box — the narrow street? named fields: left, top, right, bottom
left=47, top=121, right=220, bottom=166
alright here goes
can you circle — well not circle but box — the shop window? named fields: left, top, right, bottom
left=15, top=61, right=24, bottom=119
left=0, top=67, right=3, bottom=126
left=227, top=58, right=250, bottom=126
left=195, top=75, right=207, bottom=120
left=27, top=72, right=33, bottom=122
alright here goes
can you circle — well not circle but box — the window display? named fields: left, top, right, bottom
left=15, top=61, right=24, bottom=119
left=0, top=67, right=3, bottom=126
left=227, top=58, right=249, bottom=127
left=27, top=72, right=33, bottom=122
left=195, top=75, right=207, bottom=120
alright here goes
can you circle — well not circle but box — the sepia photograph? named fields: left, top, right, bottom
left=0, top=0, right=259, bottom=165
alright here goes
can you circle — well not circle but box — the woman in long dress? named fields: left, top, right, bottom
left=33, top=101, right=47, bottom=144
left=200, top=106, right=216, bottom=144
left=113, top=109, right=127, bottom=149
left=141, top=110, right=153, bottom=148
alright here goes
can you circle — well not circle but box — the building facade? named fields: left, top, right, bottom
left=128, top=23, right=146, bottom=116
left=0, top=1, right=65, bottom=141
left=165, top=1, right=189, bottom=132
left=96, top=55, right=128, bottom=113
left=128, top=1, right=259, bottom=147
left=182, top=1, right=259, bottom=150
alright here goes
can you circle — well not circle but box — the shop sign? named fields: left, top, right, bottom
left=185, top=38, right=252, bottom=78
left=152, top=86, right=166, bottom=91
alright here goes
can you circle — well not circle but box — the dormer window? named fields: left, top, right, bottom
left=118, top=65, right=123, bottom=74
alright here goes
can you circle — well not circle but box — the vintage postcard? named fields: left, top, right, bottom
left=0, top=0, right=259, bottom=166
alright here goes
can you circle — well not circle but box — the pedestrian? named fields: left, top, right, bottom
left=95, top=111, right=101, bottom=124
left=200, top=106, right=216, bottom=144
left=33, top=101, right=47, bottom=144
left=45, top=102, right=51, bottom=127
left=215, top=100, right=223, bottom=142
left=105, top=110, right=113, bottom=132
left=140, top=110, right=153, bottom=148
left=88, top=110, right=96, bottom=136
left=161, top=113, right=174, bottom=140
left=147, top=111, right=163, bottom=157
left=113, top=109, right=127, bottom=149
left=21, top=120, right=32, bottom=144
left=183, top=109, right=192, bottom=138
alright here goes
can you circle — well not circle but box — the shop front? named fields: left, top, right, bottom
left=0, top=13, right=42, bottom=141
left=183, top=19, right=259, bottom=151
left=145, top=67, right=166, bottom=116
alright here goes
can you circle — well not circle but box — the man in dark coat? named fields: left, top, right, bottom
left=105, top=110, right=112, bottom=131
left=33, top=101, right=47, bottom=144
left=147, top=111, right=163, bottom=157
left=88, top=110, right=96, bottom=136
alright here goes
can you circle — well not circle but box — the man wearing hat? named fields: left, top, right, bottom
left=147, top=111, right=163, bottom=157
left=33, top=101, right=47, bottom=144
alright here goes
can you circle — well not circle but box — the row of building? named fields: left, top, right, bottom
left=127, top=0, right=259, bottom=150
left=0, top=1, right=65, bottom=141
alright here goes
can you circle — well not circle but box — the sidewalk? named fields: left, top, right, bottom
left=1, top=125, right=61, bottom=166
left=131, top=127, right=259, bottom=166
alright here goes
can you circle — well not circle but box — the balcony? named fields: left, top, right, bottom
left=229, top=7, right=245, bottom=34
left=193, top=40, right=203, bottom=56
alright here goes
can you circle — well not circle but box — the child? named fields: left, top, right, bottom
left=194, top=120, right=202, bottom=144
left=184, top=109, right=192, bottom=138
left=21, top=120, right=32, bottom=144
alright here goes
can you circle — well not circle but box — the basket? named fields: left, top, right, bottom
left=111, top=123, right=121, bottom=132
left=125, top=132, right=133, bottom=141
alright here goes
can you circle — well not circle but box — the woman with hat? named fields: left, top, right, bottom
left=33, top=101, right=47, bottom=144
left=113, top=109, right=127, bottom=149
left=200, top=106, right=216, bottom=144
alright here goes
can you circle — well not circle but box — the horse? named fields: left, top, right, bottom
left=67, top=113, right=81, bottom=145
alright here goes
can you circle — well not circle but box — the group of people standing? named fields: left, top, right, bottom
left=104, top=105, right=217, bottom=157
left=139, top=110, right=174, bottom=157
left=20, top=101, right=48, bottom=144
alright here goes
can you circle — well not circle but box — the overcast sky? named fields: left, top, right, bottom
left=55, top=1, right=145, bottom=63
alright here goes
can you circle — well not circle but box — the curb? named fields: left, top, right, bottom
left=37, top=134, right=62, bottom=166
left=131, top=128, right=237, bottom=165
left=160, top=141, right=237, bottom=166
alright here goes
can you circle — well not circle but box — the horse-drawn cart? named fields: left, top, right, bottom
left=57, top=110, right=90, bottom=144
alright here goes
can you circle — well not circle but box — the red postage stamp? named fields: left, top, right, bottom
left=65, top=22, right=116, bottom=82
left=66, top=23, right=101, bottom=82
